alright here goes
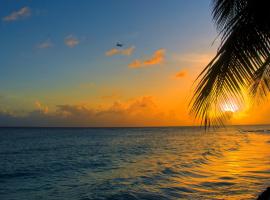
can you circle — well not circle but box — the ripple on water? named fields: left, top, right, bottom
left=161, top=167, right=177, bottom=176
left=162, top=186, right=195, bottom=194
left=178, top=169, right=210, bottom=178
left=200, top=181, right=236, bottom=189
left=1, top=126, right=270, bottom=200
left=161, top=187, right=194, bottom=199
left=192, top=157, right=208, bottom=165
left=218, top=176, right=236, bottom=181
left=0, top=172, right=36, bottom=179
left=105, top=191, right=168, bottom=200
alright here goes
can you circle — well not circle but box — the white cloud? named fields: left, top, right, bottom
left=3, top=7, right=31, bottom=22
left=64, top=35, right=79, bottom=48
left=37, top=39, right=53, bottom=49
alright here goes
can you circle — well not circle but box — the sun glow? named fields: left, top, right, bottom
left=221, top=102, right=239, bottom=113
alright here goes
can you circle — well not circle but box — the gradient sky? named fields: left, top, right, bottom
left=0, top=0, right=267, bottom=127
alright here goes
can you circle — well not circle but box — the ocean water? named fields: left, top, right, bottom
left=1, top=126, right=270, bottom=200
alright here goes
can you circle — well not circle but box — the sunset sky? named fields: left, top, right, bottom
left=0, top=0, right=268, bottom=127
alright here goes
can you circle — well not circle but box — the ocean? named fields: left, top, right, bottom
left=0, top=126, right=270, bottom=200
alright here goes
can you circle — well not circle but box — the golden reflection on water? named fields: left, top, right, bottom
left=196, top=133, right=270, bottom=199
left=143, top=130, right=270, bottom=199
left=83, top=128, right=270, bottom=200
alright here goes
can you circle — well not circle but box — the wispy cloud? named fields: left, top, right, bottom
left=170, top=52, right=214, bottom=78
left=37, top=39, right=53, bottom=49
left=106, top=46, right=135, bottom=56
left=172, top=53, right=213, bottom=66
left=129, top=49, right=166, bottom=68
left=175, top=70, right=187, bottom=78
left=64, top=35, right=79, bottom=48
left=3, top=7, right=31, bottom=22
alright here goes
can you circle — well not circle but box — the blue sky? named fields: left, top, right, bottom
left=0, top=0, right=222, bottom=126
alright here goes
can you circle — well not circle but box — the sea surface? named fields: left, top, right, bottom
left=1, top=126, right=270, bottom=200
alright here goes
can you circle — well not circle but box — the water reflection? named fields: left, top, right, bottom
left=0, top=127, right=270, bottom=200
left=86, top=128, right=270, bottom=199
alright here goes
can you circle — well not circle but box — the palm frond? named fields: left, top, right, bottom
left=250, top=57, right=270, bottom=100
left=190, top=0, right=270, bottom=126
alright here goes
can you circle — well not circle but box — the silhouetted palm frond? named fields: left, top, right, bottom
left=190, top=0, right=270, bottom=126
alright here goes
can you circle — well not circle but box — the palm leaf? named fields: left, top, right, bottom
left=190, top=0, right=270, bottom=126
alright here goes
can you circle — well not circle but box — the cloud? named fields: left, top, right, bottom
left=129, top=49, right=166, bottom=68
left=52, top=96, right=156, bottom=120
left=105, top=46, right=135, bottom=56
left=0, top=96, right=180, bottom=127
left=172, top=53, right=214, bottom=67
left=64, top=35, right=79, bottom=48
left=35, top=101, right=49, bottom=114
left=3, top=7, right=31, bottom=22
left=56, top=104, right=92, bottom=118
left=175, top=70, right=187, bottom=78
left=37, top=39, right=53, bottom=49
left=98, top=96, right=156, bottom=116
left=170, top=52, right=215, bottom=79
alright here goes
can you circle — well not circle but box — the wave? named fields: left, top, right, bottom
left=239, top=129, right=270, bottom=133
left=1, top=127, right=270, bottom=200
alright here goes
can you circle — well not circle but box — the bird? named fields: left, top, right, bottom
left=116, top=42, right=123, bottom=47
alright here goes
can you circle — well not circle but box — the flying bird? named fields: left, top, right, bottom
left=116, top=42, right=123, bottom=47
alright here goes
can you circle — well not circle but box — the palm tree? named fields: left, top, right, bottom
left=190, top=0, right=270, bottom=126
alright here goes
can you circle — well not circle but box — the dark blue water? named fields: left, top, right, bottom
left=1, top=126, right=270, bottom=200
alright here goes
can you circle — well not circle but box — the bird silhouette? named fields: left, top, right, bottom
left=116, top=42, right=123, bottom=47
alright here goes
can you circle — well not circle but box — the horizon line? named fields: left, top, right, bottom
left=0, top=124, right=269, bottom=129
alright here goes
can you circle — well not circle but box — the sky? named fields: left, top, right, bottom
left=0, top=0, right=268, bottom=127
